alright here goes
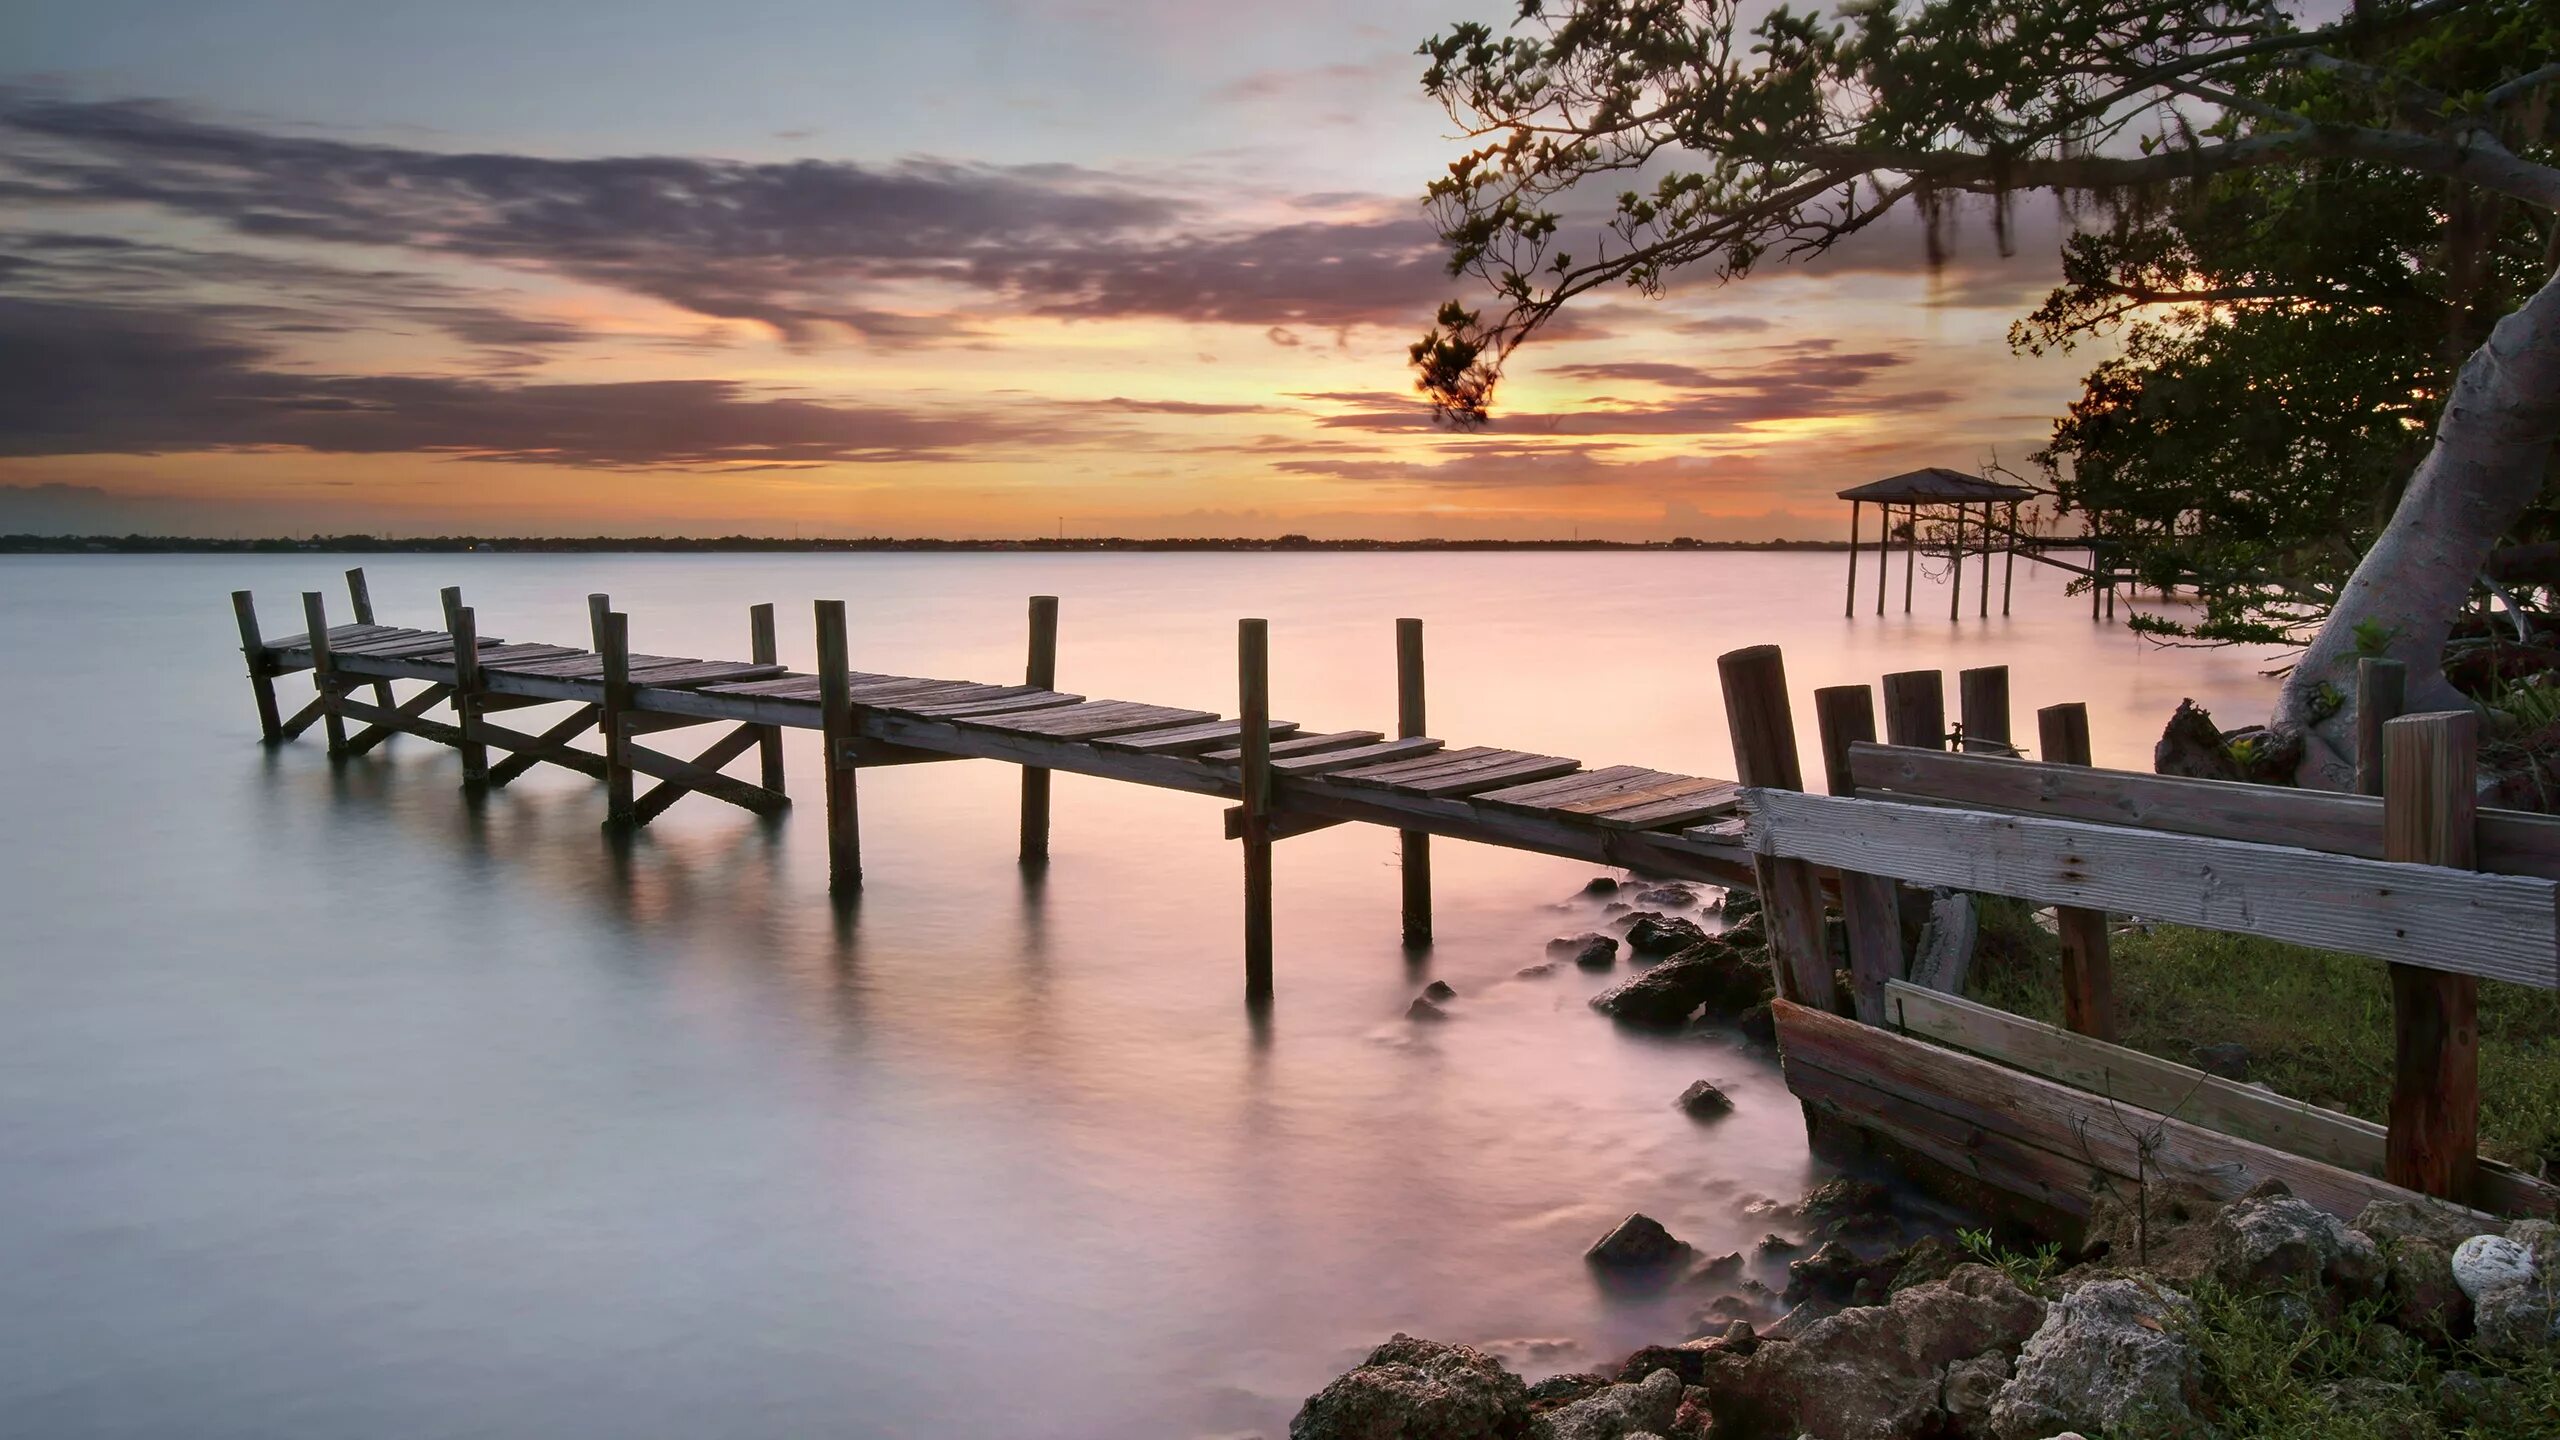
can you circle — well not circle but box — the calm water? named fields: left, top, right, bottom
left=0, top=552, right=2279, bottom=1439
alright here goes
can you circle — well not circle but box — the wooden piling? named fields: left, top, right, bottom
left=1947, top=507, right=1965, bottom=621
left=1881, top=669, right=1947, bottom=750
left=1814, top=683, right=1904, bottom=1023
left=2383, top=711, right=2481, bottom=1202
left=1902, top=505, right=1918, bottom=613
left=1843, top=500, right=1861, bottom=617
left=587, top=592, right=611, bottom=649
left=600, top=610, right=635, bottom=825
left=344, top=567, right=398, bottom=721
left=2037, top=702, right=2115, bottom=1041
left=1716, top=645, right=1839, bottom=1012
left=2000, top=502, right=2018, bottom=616
left=1977, top=503, right=1992, bottom=618
left=301, top=591, right=348, bottom=756
left=1020, top=595, right=1059, bottom=863
left=750, top=602, right=785, bottom=796
left=230, top=591, right=283, bottom=742
left=1397, top=617, right=1432, bottom=947
left=441, top=586, right=488, bottom=787
left=2355, top=657, right=2408, bottom=798
left=1874, top=505, right=1889, bottom=616
left=1240, top=618, right=1275, bottom=1000
left=1958, top=665, right=2011, bottom=755
left=815, top=599, right=861, bottom=891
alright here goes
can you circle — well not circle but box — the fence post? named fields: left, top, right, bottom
left=1718, top=645, right=1839, bottom=1012
left=750, top=602, right=785, bottom=796
left=2036, top=702, right=2116, bottom=1041
left=1020, top=595, right=1058, bottom=863
left=2382, top=711, right=2481, bottom=1203
left=1959, top=665, right=2011, bottom=754
left=600, top=610, right=634, bottom=826
left=816, top=599, right=861, bottom=891
left=441, top=586, right=488, bottom=787
left=1814, top=683, right=1903, bottom=1023
left=230, top=591, right=284, bottom=742
left=1397, top=617, right=1432, bottom=947
left=1881, top=669, right=1947, bottom=750
left=1240, top=619, right=1275, bottom=1001
left=2355, top=657, right=2407, bottom=797
left=301, top=591, right=348, bottom=756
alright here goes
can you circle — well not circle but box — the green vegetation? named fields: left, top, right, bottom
left=1966, top=899, right=2560, bottom=1175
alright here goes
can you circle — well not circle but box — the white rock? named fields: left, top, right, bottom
left=2451, top=1234, right=2538, bottom=1301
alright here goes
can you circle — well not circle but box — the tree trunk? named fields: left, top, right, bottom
left=2277, top=265, right=2560, bottom=789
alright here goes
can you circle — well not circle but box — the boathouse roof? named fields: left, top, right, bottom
left=1836, top=467, right=2036, bottom=503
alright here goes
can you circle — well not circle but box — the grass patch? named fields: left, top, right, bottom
left=2181, top=1279, right=2559, bottom=1438
left=1963, top=900, right=2560, bottom=1175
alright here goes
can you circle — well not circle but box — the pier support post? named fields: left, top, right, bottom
left=1976, top=503, right=1992, bottom=618
left=1020, top=595, right=1058, bottom=863
left=2355, top=657, right=2407, bottom=798
left=1813, top=683, right=1904, bottom=1023
left=2038, top=702, right=2116, bottom=1041
left=2383, top=711, right=2481, bottom=1202
left=231, top=591, right=283, bottom=742
left=1842, top=500, right=1861, bottom=617
left=1881, top=669, right=1946, bottom=750
left=600, top=611, right=635, bottom=825
left=441, top=587, right=488, bottom=787
left=2000, top=502, right=2018, bottom=616
left=1396, top=617, right=1432, bottom=947
left=342, top=567, right=398, bottom=718
left=1947, top=506, right=1965, bottom=621
left=301, top=591, right=349, bottom=756
left=1239, top=618, right=1275, bottom=1001
left=750, top=602, right=785, bottom=796
left=816, top=599, right=862, bottom=891
left=1958, top=665, right=2011, bottom=755
left=1717, top=645, right=1838, bottom=1012
left=1874, top=506, right=1888, bottom=615
left=1902, top=506, right=1917, bottom=613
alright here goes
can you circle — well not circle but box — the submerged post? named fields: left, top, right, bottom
left=1020, top=595, right=1059, bottom=863
left=441, top=586, right=488, bottom=787
left=1843, top=500, right=1861, bottom=617
left=1881, top=669, right=1947, bottom=750
left=1716, top=645, right=1838, bottom=1012
left=1958, top=665, right=2011, bottom=755
left=2383, top=711, right=2481, bottom=1203
left=750, top=602, right=785, bottom=796
left=600, top=610, right=634, bottom=825
left=1239, top=618, right=1275, bottom=1001
left=1813, top=683, right=1903, bottom=1023
left=230, top=591, right=283, bottom=742
left=2038, top=702, right=2115, bottom=1041
left=815, top=599, right=861, bottom=891
left=301, top=591, right=348, bottom=756
left=1397, top=617, right=1432, bottom=947
left=2355, top=657, right=2408, bottom=798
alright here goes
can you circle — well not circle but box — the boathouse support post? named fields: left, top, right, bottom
left=301, top=591, right=349, bottom=756
left=1874, top=506, right=1889, bottom=615
left=1958, top=665, right=2011, bottom=755
left=600, top=610, right=635, bottom=825
left=1902, top=505, right=1918, bottom=613
left=441, top=587, right=489, bottom=787
left=1881, top=669, right=1947, bottom=750
left=2001, top=502, right=2018, bottom=616
left=230, top=591, right=283, bottom=742
left=1397, top=617, right=1432, bottom=947
left=2356, top=657, right=2408, bottom=798
left=1240, top=618, right=1275, bottom=1000
left=1813, top=683, right=1904, bottom=1023
left=750, top=602, right=785, bottom=796
left=2383, top=711, right=2482, bottom=1202
left=1977, top=504, right=1992, bottom=618
left=815, top=599, right=861, bottom=891
left=1717, top=645, right=1838, bottom=1012
left=1020, top=595, right=1058, bottom=863
left=2037, top=702, right=2116, bottom=1041
left=1947, top=507, right=1965, bottom=621
left=1843, top=500, right=1861, bottom=617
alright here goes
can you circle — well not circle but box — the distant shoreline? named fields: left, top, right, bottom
left=2, top=533, right=2090, bottom=556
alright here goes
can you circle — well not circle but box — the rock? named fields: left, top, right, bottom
left=1525, top=1373, right=1612, bottom=1408
left=1572, top=935, right=1620, bottom=970
left=2357, top=1199, right=2481, bottom=1339
left=2207, top=1183, right=2383, bottom=1301
left=1288, top=1333, right=1536, bottom=1440
left=1407, top=997, right=1450, bottom=1023
left=1885, top=1234, right=1963, bottom=1295
left=1587, top=945, right=1753, bottom=1028
left=1988, top=1278, right=2204, bottom=1440
left=1422, top=980, right=1457, bottom=1002
left=2452, top=1233, right=2537, bottom=1300
left=1515, top=962, right=1558, bottom=979
left=2187, top=1041, right=2251, bottom=1079
left=1757, top=1233, right=1800, bottom=1257
left=1588, top=1214, right=1690, bottom=1269
left=1631, top=884, right=1698, bottom=908
left=1690, top=1249, right=1745, bottom=1284
left=2437, top=1369, right=2527, bottom=1427
left=2220, top=724, right=2304, bottom=785
left=1582, top=876, right=1622, bottom=897
left=1625, top=913, right=1710, bottom=956
left=2081, top=1180, right=2224, bottom=1283
left=2154, top=698, right=2244, bottom=782
left=1797, top=1177, right=1893, bottom=1225
left=1675, top=1080, right=1734, bottom=1119
left=1735, top=1002, right=1776, bottom=1044
left=2355, top=1197, right=2482, bottom=1249
left=1705, top=1264, right=2049, bottom=1440
left=1549, top=931, right=1608, bottom=955
left=1538, top=1369, right=1682, bottom=1440
left=1721, top=889, right=1761, bottom=923
left=1782, top=1241, right=1896, bottom=1304
left=2508, top=1215, right=2560, bottom=1270
left=1759, top=1296, right=1841, bottom=1342
left=1940, top=1350, right=2009, bottom=1433
left=2471, top=1277, right=2555, bottom=1357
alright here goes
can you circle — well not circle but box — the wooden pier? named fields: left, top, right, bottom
left=228, top=571, right=2560, bottom=1228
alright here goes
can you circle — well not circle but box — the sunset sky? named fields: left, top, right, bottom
left=1, top=1, right=2106, bottom=540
